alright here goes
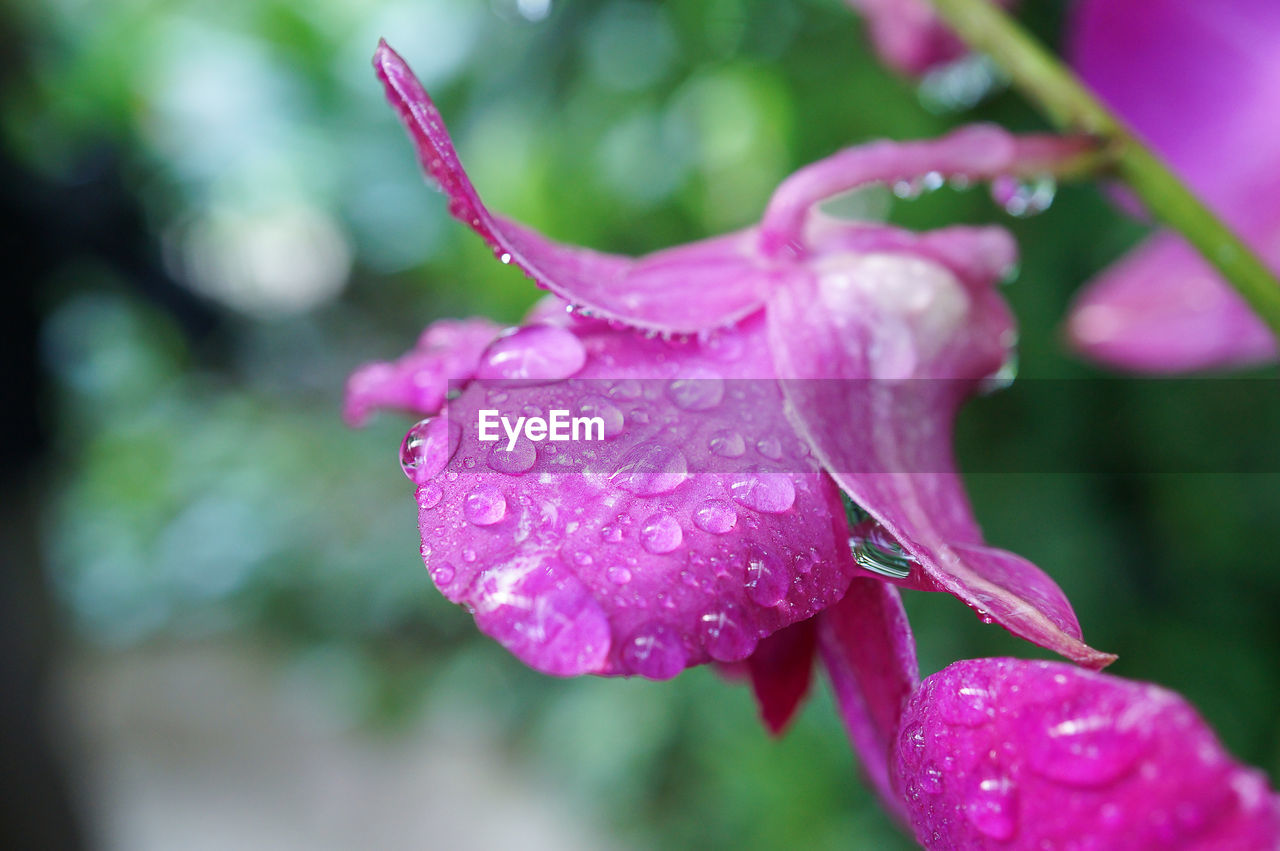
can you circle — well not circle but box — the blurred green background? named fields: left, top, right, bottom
left=3, top=0, right=1277, bottom=848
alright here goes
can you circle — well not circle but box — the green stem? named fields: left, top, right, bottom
left=926, top=0, right=1280, bottom=343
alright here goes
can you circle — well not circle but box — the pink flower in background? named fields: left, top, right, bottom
left=1065, top=0, right=1280, bottom=371
left=345, top=42, right=1113, bottom=719
left=847, top=0, right=1016, bottom=76
left=893, top=658, right=1280, bottom=848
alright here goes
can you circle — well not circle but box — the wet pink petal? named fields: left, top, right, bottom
left=847, top=0, right=1016, bottom=76
left=895, top=658, right=1280, bottom=849
left=745, top=618, right=818, bottom=735
left=766, top=248, right=1114, bottom=668
left=817, top=577, right=918, bottom=824
left=1067, top=232, right=1277, bottom=372
left=373, top=41, right=770, bottom=334
left=344, top=317, right=502, bottom=426
left=413, top=314, right=860, bottom=677
left=1067, top=0, right=1280, bottom=371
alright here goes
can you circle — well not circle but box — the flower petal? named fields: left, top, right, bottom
left=1067, top=231, right=1277, bottom=372
left=894, top=658, right=1280, bottom=849
left=373, top=41, right=769, bottom=334
left=344, top=317, right=502, bottom=426
left=411, top=314, right=859, bottom=677
left=848, top=0, right=1016, bottom=76
left=818, top=577, right=918, bottom=823
left=766, top=251, right=1114, bottom=668
left=745, top=618, right=818, bottom=735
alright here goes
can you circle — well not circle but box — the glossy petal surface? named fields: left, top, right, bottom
left=895, top=658, right=1280, bottom=849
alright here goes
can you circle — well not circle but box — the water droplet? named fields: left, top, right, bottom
left=475, top=324, right=586, bottom=383
left=607, top=565, right=632, bottom=585
left=400, top=417, right=461, bottom=483
left=577, top=395, right=625, bottom=438
left=964, top=775, right=1019, bottom=841
left=730, top=467, right=796, bottom=513
left=939, top=681, right=995, bottom=727
left=849, top=521, right=916, bottom=579
left=666, top=374, right=724, bottom=411
left=708, top=429, right=746, bottom=458
left=745, top=544, right=789, bottom=607
left=430, top=562, right=456, bottom=586
left=601, top=525, right=624, bottom=543
left=920, top=763, right=945, bottom=795
left=755, top=435, right=783, bottom=460
left=622, top=623, right=687, bottom=680
left=980, top=349, right=1019, bottom=396
left=464, top=484, right=507, bottom=526
left=694, top=500, right=737, bottom=535
left=698, top=606, right=757, bottom=662
left=499, top=252, right=512, bottom=264
left=991, top=174, right=1056, bottom=218
left=611, top=443, right=688, bottom=496
left=488, top=438, right=537, bottom=475
left=461, top=548, right=477, bottom=563
left=417, top=482, right=444, bottom=510
left=640, top=513, right=683, bottom=554
left=609, top=378, right=642, bottom=399
left=1023, top=708, right=1146, bottom=787
left=893, top=178, right=924, bottom=199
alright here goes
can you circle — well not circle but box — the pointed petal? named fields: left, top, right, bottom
left=766, top=252, right=1114, bottom=668
left=818, top=578, right=918, bottom=823
left=412, top=314, right=859, bottom=677
left=373, top=41, right=768, bottom=334
left=1067, top=231, right=1276, bottom=372
left=746, top=618, right=818, bottom=735
left=894, top=658, right=1280, bottom=849
left=344, top=317, right=502, bottom=426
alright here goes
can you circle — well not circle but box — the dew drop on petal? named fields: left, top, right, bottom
left=607, top=565, right=632, bottom=585
left=417, top=482, right=444, bottom=510
left=964, top=775, right=1019, bottom=841
left=401, top=417, right=461, bottom=483
left=640, top=513, right=683, bottom=554
left=488, top=438, right=537, bottom=475
left=745, top=543, right=789, bottom=607
left=622, top=623, right=687, bottom=680
left=609, top=378, right=642, bottom=399
left=430, top=562, right=456, bottom=587
left=475, top=324, right=586, bottom=382
left=698, top=606, right=757, bottom=662
left=730, top=467, right=795, bottom=513
left=1022, top=708, right=1147, bottom=787
left=577, top=394, right=625, bottom=438
left=612, top=443, right=688, bottom=496
left=755, top=435, right=783, bottom=460
left=464, top=484, right=507, bottom=526
left=708, top=429, right=746, bottom=458
left=694, top=500, right=737, bottom=535
left=939, top=682, right=995, bottom=727
left=666, top=374, right=724, bottom=411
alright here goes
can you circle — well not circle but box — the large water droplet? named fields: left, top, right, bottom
left=708, top=429, right=746, bottom=458
left=430, top=561, right=456, bottom=587
left=698, top=605, right=757, bottom=662
left=666, top=373, right=724, bottom=411
left=401, top=417, right=461, bottom=483
left=622, top=623, right=687, bottom=680
left=488, top=438, right=537, bottom=475
left=745, top=544, right=789, bottom=607
left=755, top=435, right=783, bottom=460
left=609, top=378, right=642, bottom=399
left=640, top=513, right=683, bottom=554
left=1023, top=708, right=1146, bottom=787
left=964, top=775, right=1019, bottom=841
left=475, top=324, right=586, bottom=383
left=577, top=394, right=625, bottom=438
left=694, top=500, right=737, bottom=535
left=464, top=484, right=507, bottom=526
left=730, top=467, right=796, bottom=513
left=607, top=565, right=632, bottom=585
left=611, top=443, right=688, bottom=496
left=849, top=521, right=916, bottom=579
left=939, top=682, right=995, bottom=727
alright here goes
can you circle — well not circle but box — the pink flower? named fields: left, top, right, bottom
left=1065, top=0, right=1280, bottom=372
left=891, top=658, right=1280, bottom=848
left=346, top=42, right=1113, bottom=706
left=847, top=0, right=1016, bottom=76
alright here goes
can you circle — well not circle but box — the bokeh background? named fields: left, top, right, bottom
left=3, top=0, right=1277, bottom=848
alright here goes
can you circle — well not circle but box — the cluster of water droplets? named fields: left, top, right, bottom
left=990, top=174, right=1057, bottom=218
